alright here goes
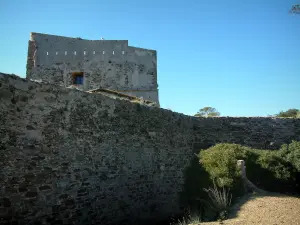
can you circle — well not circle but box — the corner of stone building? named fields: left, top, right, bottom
left=26, top=39, right=36, bottom=79
left=30, top=32, right=35, bottom=41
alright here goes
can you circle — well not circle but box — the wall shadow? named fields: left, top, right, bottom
left=245, top=154, right=300, bottom=195
left=178, top=155, right=218, bottom=221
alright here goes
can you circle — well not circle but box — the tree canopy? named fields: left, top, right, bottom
left=194, top=107, right=220, bottom=117
left=276, top=109, right=300, bottom=118
left=290, top=4, right=300, bottom=14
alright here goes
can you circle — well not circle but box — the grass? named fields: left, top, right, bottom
left=173, top=184, right=232, bottom=224
left=170, top=209, right=202, bottom=225
left=203, top=182, right=232, bottom=220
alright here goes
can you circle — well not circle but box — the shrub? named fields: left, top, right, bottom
left=180, top=141, right=300, bottom=221
left=170, top=209, right=201, bottom=225
left=198, top=142, right=300, bottom=194
left=280, top=141, right=300, bottom=171
left=204, top=182, right=232, bottom=220
left=198, top=143, right=248, bottom=188
left=255, top=151, right=291, bottom=180
left=245, top=149, right=296, bottom=193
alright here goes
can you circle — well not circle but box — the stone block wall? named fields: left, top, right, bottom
left=192, top=116, right=300, bottom=150
left=26, top=32, right=159, bottom=104
left=0, top=73, right=299, bottom=225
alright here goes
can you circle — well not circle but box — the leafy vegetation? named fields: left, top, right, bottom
left=199, top=144, right=248, bottom=188
left=203, top=182, right=232, bottom=221
left=290, top=4, right=300, bottom=14
left=274, top=108, right=300, bottom=118
left=170, top=209, right=202, bottom=225
left=194, top=107, right=220, bottom=117
left=279, top=141, right=300, bottom=171
left=180, top=141, right=300, bottom=222
left=198, top=143, right=300, bottom=193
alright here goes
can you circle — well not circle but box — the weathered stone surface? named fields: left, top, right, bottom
left=0, top=73, right=300, bottom=224
left=26, top=32, right=159, bottom=104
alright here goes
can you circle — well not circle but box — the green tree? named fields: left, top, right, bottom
left=290, top=4, right=300, bottom=14
left=276, top=109, right=299, bottom=118
left=195, top=107, right=220, bottom=117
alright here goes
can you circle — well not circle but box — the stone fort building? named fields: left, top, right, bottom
left=26, top=32, right=159, bottom=104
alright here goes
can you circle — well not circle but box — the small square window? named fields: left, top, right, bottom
left=93, top=51, right=95, bottom=54
left=72, top=72, right=84, bottom=85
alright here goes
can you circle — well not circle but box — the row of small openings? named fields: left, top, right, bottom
left=46, top=51, right=125, bottom=55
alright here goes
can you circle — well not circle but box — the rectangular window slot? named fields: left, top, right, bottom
left=65, top=51, right=67, bottom=55
left=46, top=52, right=48, bottom=55
left=122, top=51, right=125, bottom=54
left=84, top=51, right=86, bottom=55
left=103, top=51, right=105, bottom=54
left=74, top=51, right=76, bottom=55
left=72, top=72, right=84, bottom=85
left=56, top=52, right=58, bottom=55
left=93, top=51, right=95, bottom=54
left=112, top=51, right=114, bottom=55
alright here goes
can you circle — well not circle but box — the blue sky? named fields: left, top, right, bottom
left=1, top=0, right=299, bottom=116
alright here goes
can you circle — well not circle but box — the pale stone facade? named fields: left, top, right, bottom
left=26, top=32, right=159, bottom=104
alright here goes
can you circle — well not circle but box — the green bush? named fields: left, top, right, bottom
left=179, top=141, right=300, bottom=221
left=255, top=151, right=291, bottom=180
left=198, top=142, right=300, bottom=194
left=280, top=141, right=300, bottom=171
left=198, top=143, right=248, bottom=188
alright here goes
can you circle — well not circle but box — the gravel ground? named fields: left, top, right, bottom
left=195, top=193, right=300, bottom=225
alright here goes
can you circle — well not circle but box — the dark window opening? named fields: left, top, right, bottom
left=72, top=72, right=84, bottom=85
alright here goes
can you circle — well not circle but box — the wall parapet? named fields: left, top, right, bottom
left=0, top=73, right=299, bottom=225
left=30, top=32, right=129, bottom=45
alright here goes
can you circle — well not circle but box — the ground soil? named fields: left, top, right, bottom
left=195, top=192, right=300, bottom=225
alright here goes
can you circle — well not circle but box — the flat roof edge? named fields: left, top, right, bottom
left=30, top=32, right=128, bottom=42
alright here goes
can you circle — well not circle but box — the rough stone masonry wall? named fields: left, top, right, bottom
left=26, top=32, right=159, bottom=104
left=0, top=73, right=300, bottom=225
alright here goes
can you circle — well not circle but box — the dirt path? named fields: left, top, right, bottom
left=198, top=193, right=300, bottom=225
